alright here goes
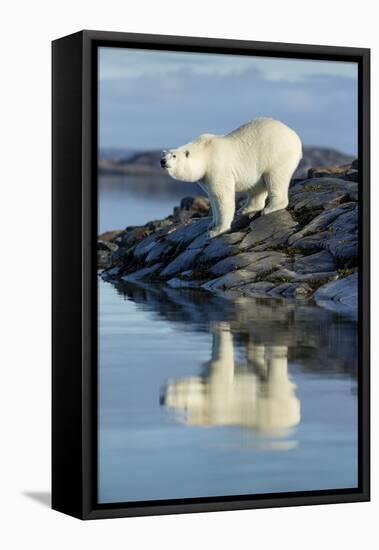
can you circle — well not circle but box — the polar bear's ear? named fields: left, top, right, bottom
left=198, top=133, right=214, bottom=147
left=185, top=150, right=190, bottom=158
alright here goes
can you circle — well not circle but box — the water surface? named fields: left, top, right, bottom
left=98, top=278, right=358, bottom=503
left=99, top=174, right=202, bottom=233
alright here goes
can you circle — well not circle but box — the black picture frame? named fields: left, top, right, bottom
left=52, top=29, right=370, bottom=520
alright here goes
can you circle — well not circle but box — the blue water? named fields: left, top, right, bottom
left=98, top=174, right=199, bottom=233
left=98, top=278, right=358, bottom=504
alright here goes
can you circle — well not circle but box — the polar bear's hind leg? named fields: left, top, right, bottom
left=238, top=178, right=268, bottom=215
left=262, top=168, right=291, bottom=216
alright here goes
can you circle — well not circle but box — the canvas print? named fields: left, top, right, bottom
left=97, top=47, right=358, bottom=504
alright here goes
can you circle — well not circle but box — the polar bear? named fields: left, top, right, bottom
left=160, top=118, right=302, bottom=238
left=162, top=322, right=300, bottom=437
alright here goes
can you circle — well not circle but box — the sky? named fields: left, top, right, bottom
left=98, top=47, right=358, bottom=155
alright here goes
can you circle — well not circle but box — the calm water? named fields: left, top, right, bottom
left=98, top=176, right=358, bottom=504
left=98, top=174, right=202, bottom=233
left=98, top=279, right=358, bottom=503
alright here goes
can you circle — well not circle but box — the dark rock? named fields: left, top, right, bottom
left=288, top=204, right=354, bottom=245
left=121, top=263, right=162, bottom=281
left=145, top=218, right=173, bottom=232
left=165, top=218, right=211, bottom=245
left=201, top=232, right=245, bottom=261
left=294, top=147, right=354, bottom=179
left=239, top=281, right=276, bottom=296
left=240, top=210, right=298, bottom=250
left=268, top=282, right=312, bottom=299
left=202, top=269, right=256, bottom=291
left=160, top=248, right=201, bottom=277
left=97, top=240, right=118, bottom=252
left=101, top=265, right=121, bottom=280
left=99, top=165, right=358, bottom=316
left=230, top=212, right=258, bottom=232
left=98, top=230, right=122, bottom=242
left=289, top=204, right=358, bottom=265
left=210, top=251, right=287, bottom=277
left=290, top=250, right=336, bottom=274
left=314, top=273, right=358, bottom=318
left=133, top=233, right=159, bottom=258
left=180, top=196, right=210, bottom=214
left=267, top=268, right=338, bottom=285
left=307, top=163, right=358, bottom=182
left=145, top=240, right=174, bottom=263
left=166, top=277, right=201, bottom=289
left=173, top=196, right=210, bottom=222
left=123, top=226, right=152, bottom=247
left=98, top=250, right=111, bottom=269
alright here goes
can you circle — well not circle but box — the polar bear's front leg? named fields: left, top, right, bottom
left=206, top=193, right=219, bottom=230
left=207, top=184, right=235, bottom=238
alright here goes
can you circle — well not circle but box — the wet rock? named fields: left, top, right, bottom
left=282, top=283, right=313, bottom=299
left=202, top=269, right=256, bottom=291
left=239, top=281, right=276, bottom=297
left=160, top=248, right=201, bottom=277
left=268, top=282, right=312, bottom=299
left=101, top=265, right=121, bottom=280
left=267, top=268, right=338, bottom=285
left=210, top=251, right=287, bottom=277
left=166, top=277, right=201, bottom=289
left=121, top=263, right=162, bottom=281
left=313, top=273, right=358, bottom=317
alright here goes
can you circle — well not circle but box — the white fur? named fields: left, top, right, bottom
left=161, top=118, right=302, bottom=238
left=163, top=322, right=300, bottom=436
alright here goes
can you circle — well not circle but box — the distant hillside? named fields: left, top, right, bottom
left=99, top=146, right=354, bottom=179
left=296, top=147, right=354, bottom=178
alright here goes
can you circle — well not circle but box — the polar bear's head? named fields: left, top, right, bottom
left=160, top=134, right=214, bottom=182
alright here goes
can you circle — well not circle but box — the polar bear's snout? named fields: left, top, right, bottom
left=160, top=150, right=176, bottom=170
left=160, top=150, right=168, bottom=168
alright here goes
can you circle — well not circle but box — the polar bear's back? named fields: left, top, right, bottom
left=225, top=117, right=302, bottom=176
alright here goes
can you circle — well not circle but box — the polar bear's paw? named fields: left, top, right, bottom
left=262, top=202, right=288, bottom=216
left=237, top=206, right=258, bottom=216
left=207, top=226, right=229, bottom=239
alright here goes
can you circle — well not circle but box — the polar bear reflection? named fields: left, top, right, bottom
left=162, top=322, right=300, bottom=436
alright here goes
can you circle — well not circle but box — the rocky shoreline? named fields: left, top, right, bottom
left=98, top=161, right=358, bottom=318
